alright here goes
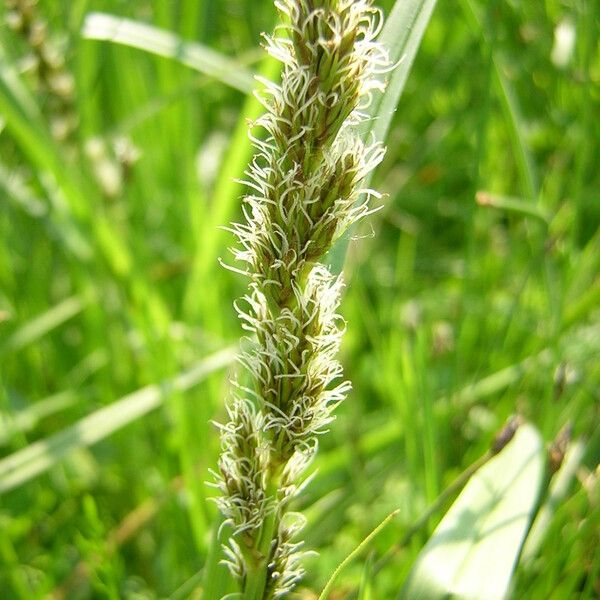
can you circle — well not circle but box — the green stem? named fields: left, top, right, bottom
left=318, top=509, right=401, bottom=600
left=242, top=469, right=282, bottom=600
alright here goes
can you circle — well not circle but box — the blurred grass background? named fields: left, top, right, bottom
left=0, top=0, right=599, bottom=598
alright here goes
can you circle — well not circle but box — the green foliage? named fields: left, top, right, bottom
left=0, top=0, right=598, bottom=598
left=401, top=424, right=545, bottom=600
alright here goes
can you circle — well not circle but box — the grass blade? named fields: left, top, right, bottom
left=0, top=295, right=88, bottom=357
left=460, top=0, right=538, bottom=199
left=318, top=510, right=400, bottom=600
left=182, top=54, right=280, bottom=323
left=0, top=162, right=47, bottom=218
left=475, top=191, right=549, bottom=226
left=329, top=0, right=438, bottom=273
left=0, top=391, right=78, bottom=446
left=0, top=347, right=235, bottom=494
left=82, top=12, right=256, bottom=94
left=520, top=439, right=586, bottom=564
left=0, top=47, right=131, bottom=274
left=356, top=0, right=438, bottom=148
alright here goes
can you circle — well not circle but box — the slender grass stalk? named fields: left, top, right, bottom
left=318, top=509, right=400, bottom=600
left=211, top=1, right=390, bottom=597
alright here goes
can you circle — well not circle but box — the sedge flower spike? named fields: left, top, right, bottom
left=212, top=1, right=389, bottom=597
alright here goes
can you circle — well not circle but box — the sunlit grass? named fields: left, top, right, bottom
left=0, top=0, right=598, bottom=598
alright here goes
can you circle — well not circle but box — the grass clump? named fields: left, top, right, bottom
left=0, top=0, right=599, bottom=598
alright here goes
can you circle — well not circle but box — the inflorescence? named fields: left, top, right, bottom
left=212, top=1, right=389, bottom=596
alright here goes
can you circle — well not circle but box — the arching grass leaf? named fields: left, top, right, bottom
left=82, top=13, right=256, bottom=94
left=0, top=348, right=235, bottom=494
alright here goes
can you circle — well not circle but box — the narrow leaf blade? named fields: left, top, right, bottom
left=520, top=439, right=586, bottom=564
left=0, top=348, right=235, bottom=494
left=356, top=0, right=438, bottom=147
left=82, top=13, right=256, bottom=94
left=329, top=0, right=438, bottom=273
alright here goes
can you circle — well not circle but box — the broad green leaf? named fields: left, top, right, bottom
left=329, top=0, right=438, bottom=273
left=401, top=424, right=545, bottom=600
left=82, top=13, right=256, bottom=94
left=0, top=347, right=235, bottom=494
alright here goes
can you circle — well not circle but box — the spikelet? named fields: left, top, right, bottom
left=212, top=1, right=389, bottom=595
left=5, top=0, right=78, bottom=142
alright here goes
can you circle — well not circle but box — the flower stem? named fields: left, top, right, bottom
left=242, top=469, right=282, bottom=600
